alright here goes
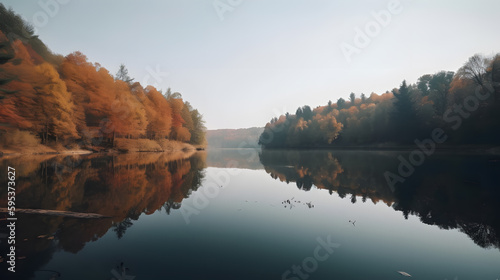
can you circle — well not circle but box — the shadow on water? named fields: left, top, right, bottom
left=0, top=152, right=206, bottom=280
left=259, top=149, right=500, bottom=251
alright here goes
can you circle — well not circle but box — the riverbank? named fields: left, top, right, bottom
left=0, top=138, right=200, bottom=157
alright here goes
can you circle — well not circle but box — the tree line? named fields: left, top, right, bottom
left=0, top=4, right=206, bottom=150
left=259, top=53, right=500, bottom=148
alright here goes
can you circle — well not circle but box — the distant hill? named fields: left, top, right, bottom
left=206, top=127, right=264, bottom=148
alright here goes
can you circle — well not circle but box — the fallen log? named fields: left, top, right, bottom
left=0, top=208, right=111, bottom=219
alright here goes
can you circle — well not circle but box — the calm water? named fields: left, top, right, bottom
left=0, top=149, right=499, bottom=279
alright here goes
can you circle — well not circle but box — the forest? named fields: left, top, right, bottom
left=259, top=53, right=500, bottom=148
left=0, top=4, right=206, bottom=153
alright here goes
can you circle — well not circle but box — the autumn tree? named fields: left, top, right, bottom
left=0, top=5, right=207, bottom=149
left=61, top=52, right=107, bottom=128
left=34, top=63, right=79, bottom=143
left=0, top=39, right=78, bottom=143
left=144, top=86, right=172, bottom=139
left=420, top=71, right=454, bottom=115
left=60, top=51, right=120, bottom=144
left=110, top=80, right=147, bottom=139
left=312, top=112, right=343, bottom=144
left=169, top=97, right=190, bottom=141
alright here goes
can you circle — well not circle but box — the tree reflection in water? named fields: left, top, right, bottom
left=0, top=152, right=206, bottom=279
left=259, top=149, right=500, bottom=250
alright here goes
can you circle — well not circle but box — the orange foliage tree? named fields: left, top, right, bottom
left=1, top=7, right=206, bottom=149
left=145, top=86, right=172, bottom=140
left=1, top=40, right=78, bottom=143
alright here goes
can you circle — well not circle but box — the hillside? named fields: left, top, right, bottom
left=206, top=127, right=263, bottom=148
left=0, top=5, right=206, bottom=154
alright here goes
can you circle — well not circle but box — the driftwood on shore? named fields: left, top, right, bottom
left=0, top=208, right=111, bottom=219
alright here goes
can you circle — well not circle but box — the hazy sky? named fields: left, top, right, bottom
left=2, top=0, right=499, bottom=129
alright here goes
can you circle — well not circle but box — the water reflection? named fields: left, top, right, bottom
left=206, top=148, right=261, bottom=170
left=0, top=152, right=205, bottom=279
left=259, top=149, right=500, bottom=250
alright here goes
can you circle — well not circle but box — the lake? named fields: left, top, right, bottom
left=0, top=149, right=499, bottom=279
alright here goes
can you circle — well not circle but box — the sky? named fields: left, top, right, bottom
left=1, top=0, right=500, bottom=129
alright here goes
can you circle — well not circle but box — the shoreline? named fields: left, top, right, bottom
left=0, top=140, right=205, bottom=158
left=0, top=148, right=201, bottom=163
left=0, top=148, right=198, bottom=157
